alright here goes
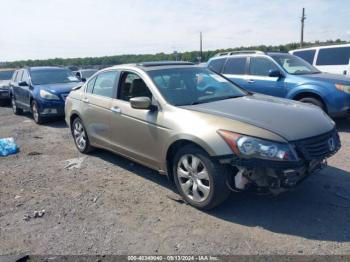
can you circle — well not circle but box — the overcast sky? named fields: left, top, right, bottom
left=0, top=0, right=349, bottom=61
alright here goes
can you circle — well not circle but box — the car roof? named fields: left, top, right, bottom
left=107, top=61, right=199, bottom=72
left=209, top=51, right=290, bottom=61
left=28, top=66, right=66, bottom=71
left=291, top=43, right=350, bottom=52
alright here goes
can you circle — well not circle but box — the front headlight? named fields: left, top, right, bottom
left=40, top=90, right=59, bottom=100
left=335, top=84, right=350, bottom=94
left=217, top=130, right=298, bottom=161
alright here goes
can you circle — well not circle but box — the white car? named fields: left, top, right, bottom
left=290, top=44, right=350, bottom=77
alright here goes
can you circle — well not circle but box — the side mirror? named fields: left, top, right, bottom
left=81, top=78, right=86, bottom=82
left=130, top=97, right=152, bottom=110
left=18, top=81, right=28, bottom=87
left=268, top=69, right=283, bottom=78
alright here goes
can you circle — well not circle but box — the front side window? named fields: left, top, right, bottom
left=0, top=70, right=15, bottom=80
left=92, top=71, right=118, bottom=98
left=118, top=72, right=152, bottom=102
left=222, top=57, right=247, bottom=75
left=30, top=69, right=79, bottom=85
left=270, top=54, right=320, bottom=75
left=86, top=76, right=96, bottom=93
left=249, top=57, right=279, bottom=76
left=148, top=67, right=247, bottom=106
left=293, top=50, right=316, bottom=64
left=316, top=47, right=350, bottom=66
left=12, top=71, right=18, bottom=82
left=208, top=58, right=226, bottom=73
left=22, top=70, right=30, bottom=83
left=15, top=70, right=23, bottom=82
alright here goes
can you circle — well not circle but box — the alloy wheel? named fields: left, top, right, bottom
left=73, top=120, right=87, bottom=151
left=12, top=97, right=16, bottom=112
left=177, top=154, right=210, bottom=203
left=32, top=103, right=39, bottom=122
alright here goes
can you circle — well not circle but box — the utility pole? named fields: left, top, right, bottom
left=199, top=32, right=203, bottom=63
left=300, top=7, right=306, bottom=48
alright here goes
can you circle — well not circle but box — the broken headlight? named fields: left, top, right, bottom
left=218, top=130, right=298, bottom=161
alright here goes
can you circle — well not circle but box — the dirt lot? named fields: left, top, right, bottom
left=0, top=105, right=350, bottom=255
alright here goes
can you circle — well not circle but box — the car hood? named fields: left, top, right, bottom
left=0, top=80, right=11, bottom=87
left=182, top=94, right=335, bottom=141
left=299, top=72, right=350, bottom=85
left=35, top=82, right=82, bottom=94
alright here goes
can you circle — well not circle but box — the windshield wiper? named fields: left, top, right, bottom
left=190, top=95, right=243, bottom=105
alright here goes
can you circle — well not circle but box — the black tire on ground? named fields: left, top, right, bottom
left=298, top=97, right=325, bottom=111
left=71, top=117, right=94, bottom=154
left=31, top=100, right=44, bottom=124
left=173, top=144, right=231, bottom=210
left=11, top=95, right=23, bottom=115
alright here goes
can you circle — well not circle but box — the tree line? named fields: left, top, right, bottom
left=1, top=39, right=348, bottom=69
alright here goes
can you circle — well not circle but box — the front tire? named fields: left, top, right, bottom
left=299, top=97, right=325, bottom=111
left=71, top=117, right=93, bottom=154
left=31, top=101, right=44, bottom=124
left=173, top=144, right=231, bottom=210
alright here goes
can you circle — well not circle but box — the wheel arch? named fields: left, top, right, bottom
left=164, top=137, right=214, bottom=181
left=290, top=90, right=328, bottom=113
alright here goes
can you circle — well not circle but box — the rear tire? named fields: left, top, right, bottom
left=71, top=117, right=93, bottom=154
left=298, top=97, right=325, bottom=111
left=11, top=95, right=23, bottom=115
left=173, top=144, right=231, bottom=210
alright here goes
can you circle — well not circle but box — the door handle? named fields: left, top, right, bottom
left=82, top=98, right=89, bottom=103
left=110, top=106, right=121, bottom=113
left=246, top=79, right=255, bottom=83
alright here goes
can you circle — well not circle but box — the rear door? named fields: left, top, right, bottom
left=221, top=56, right=249, bottom=88
left=80, top=70, right=119, bottom=148
left=13, top=70, right=25, bottom=106
left=315, top=46, right=350, bottom=76
left=246, top=56, right=286, bottom=97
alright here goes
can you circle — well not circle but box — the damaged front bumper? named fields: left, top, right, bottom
left=220, top=156, right=327, bottom=194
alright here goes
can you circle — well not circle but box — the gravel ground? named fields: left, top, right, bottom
left=0, top=105, right=350, bottom=255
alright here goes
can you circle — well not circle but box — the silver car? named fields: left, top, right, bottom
left=65, top=61, right=341, bottom=209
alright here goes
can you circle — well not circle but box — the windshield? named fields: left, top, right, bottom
left=30, top=69, right=80, bottom=85
left=270, top=54, right=320, bottom=75
left=148, top=67, right=247, bottom=106
left=0, top=70, right=15, bottom=80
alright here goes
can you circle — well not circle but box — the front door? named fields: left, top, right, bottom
left=245, top=57, right=286, bottom=97
left=109, top=71, right=165, bottom=169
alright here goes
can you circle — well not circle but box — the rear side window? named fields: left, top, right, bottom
left=92, top=71, right=118, bottom=98
left=316, top=47, right=350, bottom=66
left=293, top=50, right=316, bottom=64
left=208, top=58, right=226, bottom=73
left=249, top=57, right=279, bottom=76
left=222, top=57, right=247, bottom=75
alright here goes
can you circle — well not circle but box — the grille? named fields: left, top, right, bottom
left=293, top=129, right=341, bottom=161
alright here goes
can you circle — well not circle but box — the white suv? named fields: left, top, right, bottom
left=290, top=44, right=350, bottom=77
